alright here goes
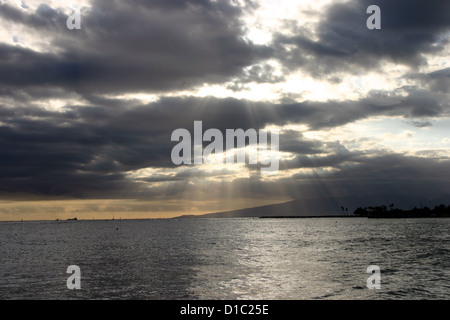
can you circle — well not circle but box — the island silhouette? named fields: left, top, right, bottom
left=353, top=203, right=450, bottom=218
left=177, top=197, right=450, bottom=219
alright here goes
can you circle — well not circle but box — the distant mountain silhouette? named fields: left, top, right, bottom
left=180, top=200, right=313, bottom=218
left=178, top=194, right=450, bottom=218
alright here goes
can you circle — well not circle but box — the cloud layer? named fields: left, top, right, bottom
left=0, top=0, right=449, bottom=217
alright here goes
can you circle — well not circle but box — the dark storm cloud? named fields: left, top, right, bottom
left=184, top=153, right=450, bottom=202
left=1, top=89, right=447, bottom=198
left=2, top=0, right=449, bottom=93
left=274, top=87, right=446, bottom=129
left=0, top=43, right=88, bottom=88
left=409, top=67, right=450, bottom=94
left=0, top=102, right=172, bottom=198
left=278, top=142, right=363, bottom=171
left=0, top=0, right=270, bottom=94
left=81, top=88, right=446, bottom=132
left=0, top=3, right=68, bottom=29
left=1, top=0, right=449, bottom=203
left=0, top=96, right=320, bottom=197
left=302, top=153, right=450, bottom=199
left=273, top=0, right=450, bottom=77
left=278, top=130, right=322, bottom=155
left=428, top=68, right=450, bottom=94
left=241, top=153, right=450, bottom=201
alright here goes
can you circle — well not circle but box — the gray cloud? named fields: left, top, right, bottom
left=2, top=0, right=449, bottom=93
left=0, top=0, right=269, bottom=94
left=272, top=0, right=450, bottom=77
left=278, top=130, right=323, bottom=155
left=0, top=89, right=448, bottom=199
left=1, top=0, right=449, bottom=210
left=167, top=153, right=450, bottom=202
left=429, top=68, right=450, bottom=94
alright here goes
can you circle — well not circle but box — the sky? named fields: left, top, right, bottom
left=0, top=0, right=449, bottom=220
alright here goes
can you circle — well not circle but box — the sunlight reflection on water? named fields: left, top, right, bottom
left=0, top=217, right=449, bottom=299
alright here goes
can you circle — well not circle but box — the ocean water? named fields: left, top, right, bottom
left=0, top=217, right=449, bottom=300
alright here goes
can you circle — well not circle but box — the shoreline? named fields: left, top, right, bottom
left=259, top=215, right=360, bottom=219
left=2, top=215, right=450, bottom=223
